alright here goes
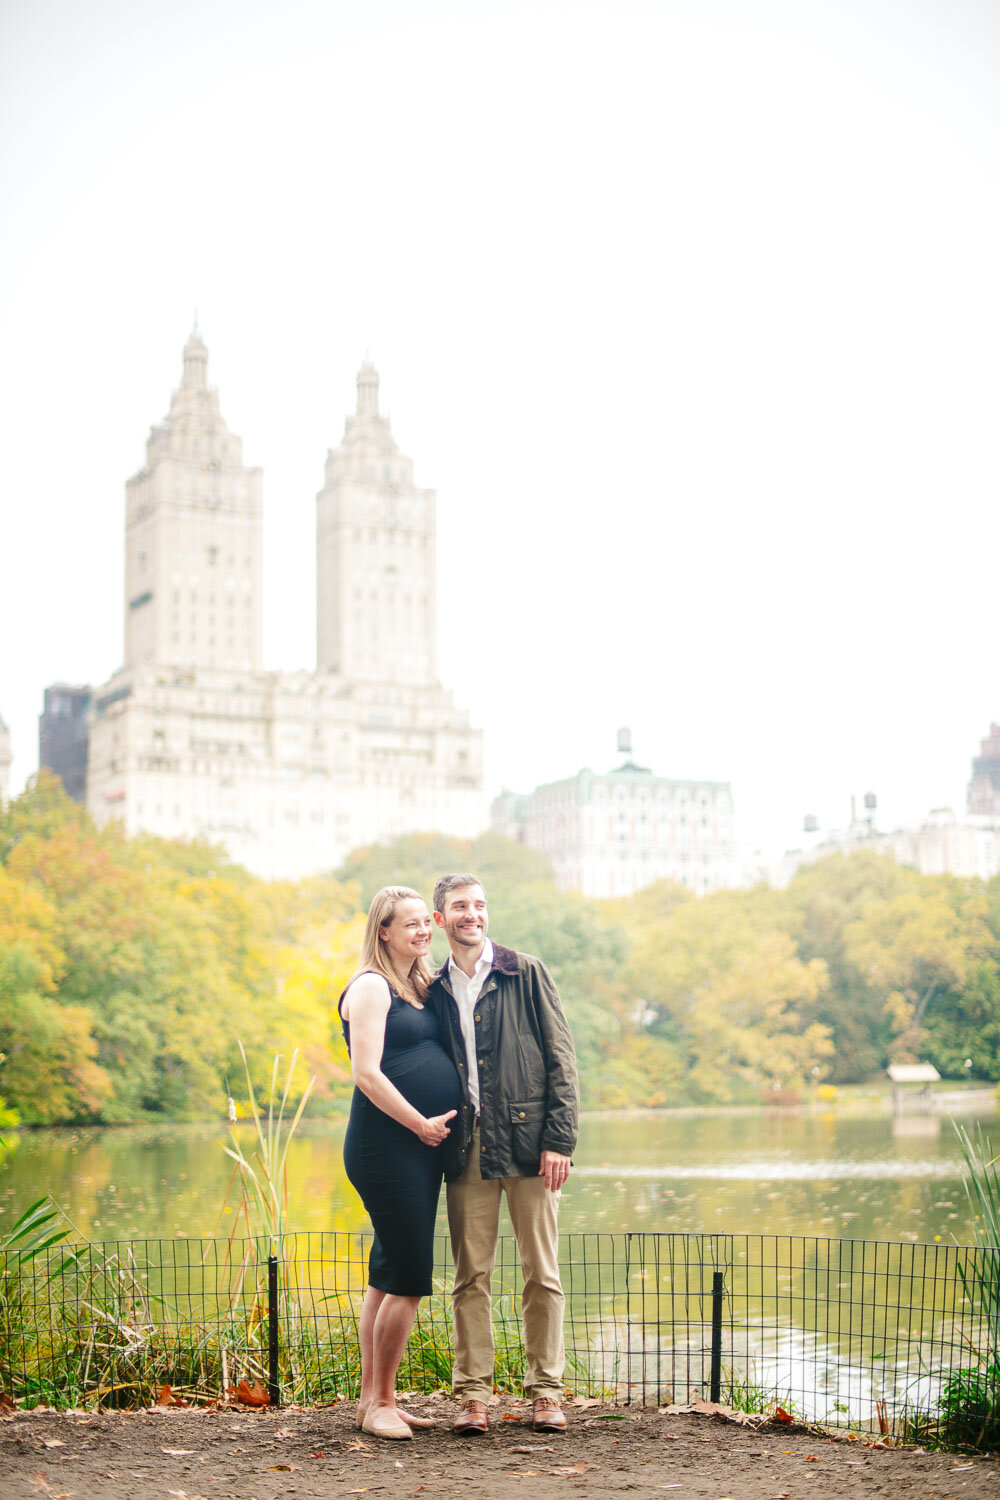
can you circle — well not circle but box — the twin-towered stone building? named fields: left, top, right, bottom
left=49, top=331, right=738, bottom=895
left=86, top=334, right=485, bottom=878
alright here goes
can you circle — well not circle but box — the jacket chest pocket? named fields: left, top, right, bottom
left=509, top=1098, right=545, bottom=1169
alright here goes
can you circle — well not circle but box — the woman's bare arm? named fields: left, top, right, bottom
left=344, top=974, right=455, bottom=1146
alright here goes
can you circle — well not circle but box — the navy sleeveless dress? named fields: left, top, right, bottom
left=339, top=976, right=462, bottom=1296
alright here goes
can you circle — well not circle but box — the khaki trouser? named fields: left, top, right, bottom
left=446, top=1124, right=565, bottom=1401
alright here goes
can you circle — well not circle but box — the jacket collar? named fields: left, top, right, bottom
left=490, top=942, right=520, bottom=975
left=434, top=941, right=519, bottom=989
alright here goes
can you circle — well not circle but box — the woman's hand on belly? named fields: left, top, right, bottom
left=415, top=1108, right=457, bottom=1146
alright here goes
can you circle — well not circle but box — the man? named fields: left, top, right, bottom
left=430, top=873, right=579, bottom=1436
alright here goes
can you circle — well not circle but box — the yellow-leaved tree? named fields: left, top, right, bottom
left=628, top=891, right=832, bottom=1103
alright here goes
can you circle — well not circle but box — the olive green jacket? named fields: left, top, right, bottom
left=430, top=942, right=580, bottom=1182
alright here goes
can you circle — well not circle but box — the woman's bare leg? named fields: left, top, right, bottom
left=369, top=1293, right=421, bottom=1414
left=358, top=1286, right=387, bottom=1410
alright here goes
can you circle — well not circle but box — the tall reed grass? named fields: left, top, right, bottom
left=222, top=1042, right=315, bottom=1252
left=905, top=1123, right=1000, bottom=1451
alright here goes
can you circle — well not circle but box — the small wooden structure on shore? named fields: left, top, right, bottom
left=887, top=1062, right=940, bottom=1113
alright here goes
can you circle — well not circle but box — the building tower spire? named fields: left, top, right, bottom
left=122, top=333, right=263, bottom=674
left=317, top=363, right=436, bottom=683
left=182, top=326, right=208, bottom=391
left=356, top=359, right=379, bottom=417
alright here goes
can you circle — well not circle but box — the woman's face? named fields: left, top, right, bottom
left=380, top=896, right=433, bottom=968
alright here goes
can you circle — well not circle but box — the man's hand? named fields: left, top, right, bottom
left=539, top=1150, right=571, bottom=1193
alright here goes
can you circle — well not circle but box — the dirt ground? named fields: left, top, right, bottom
left=3, top=1396, right=999, bottom=1500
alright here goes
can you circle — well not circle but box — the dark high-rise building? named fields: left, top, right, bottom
left=39, top=685, right=92, bottom=802
left=968, top=723, right=1000, bottom=818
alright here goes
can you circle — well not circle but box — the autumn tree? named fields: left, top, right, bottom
left=780, top=851, right=915, bottom=1080
left=843, top=878, right=999, bottom=1064
left=629, top=891, right=833, bottom=1102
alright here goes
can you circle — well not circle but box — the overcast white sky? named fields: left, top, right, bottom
left=2, top=0, right=999, bottom=856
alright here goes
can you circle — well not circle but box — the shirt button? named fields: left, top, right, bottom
left=518, top=1111, right=526, bottom=1119
left=477, top=1058, right=483, bottom=1066
left=480, top=1144, right=486, bottom=1152
left=474, top=1014, right=481, bottom=1022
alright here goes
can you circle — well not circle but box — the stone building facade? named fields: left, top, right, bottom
left=86, top=337, right=485, bottom=877
left=493, top=759, right=738, bottom=898
left=772, top=723, right=1000, bottom=886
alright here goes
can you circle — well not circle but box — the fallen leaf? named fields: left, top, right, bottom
left=548, top=1460, right=593, bottom=1476
left=270, top=1463, right=299, bottom=1471
left=29, top=1476, right=72, bottom=1500
left=508, top=1472, right=539, bottom=1478
left=509, top=1446, right=554, bottom=1453
left=310, top=1451, right=324, bottom=1458
left=502, top=1412, right=522, bottom=1421
left=569, top=1397, right=602, bottom=1408
left=161, top=1449, right=196, bottom=1456
left=692, top=1395, right=755, bottom=1425
left=42, top=1439, right=65, bottom=1448
left=0, top=1392, right=18, bottom=1412
left=346, top=1438, right=370, bottom=1452
left=772, top=1407, right=794, bottom=1424
left=232, top=1378, right=270, bottom=1407
left=157, top=1385, right=188, bottom=1408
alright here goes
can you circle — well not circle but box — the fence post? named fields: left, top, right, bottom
left=709, top=1270, right=724, bottom=1403
left=624, top=1233, right=632, bottom=1405
left=267, top=1253, right=281, bottom=1408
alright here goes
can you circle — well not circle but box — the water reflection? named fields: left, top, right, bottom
left=1, top=1105, right=993, bottom=1245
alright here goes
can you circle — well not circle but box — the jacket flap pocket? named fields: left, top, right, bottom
left=509, top=1099, right=544, bottom=1124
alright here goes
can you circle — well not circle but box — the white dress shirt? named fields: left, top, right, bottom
left=448, top=939, right=494, bottom=1114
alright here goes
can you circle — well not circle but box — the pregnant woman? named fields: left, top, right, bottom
left=339, top=885, right=461, bottom=1440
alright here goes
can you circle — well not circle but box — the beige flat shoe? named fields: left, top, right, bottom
left=357, top=1402, right=434, bottom=1430
left=362, top=1406, right=413, bottom=1441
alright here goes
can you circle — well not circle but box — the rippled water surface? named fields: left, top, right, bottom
left=3, top=1104, right=994, bottom=1245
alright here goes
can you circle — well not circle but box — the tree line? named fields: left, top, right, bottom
left=2, top=771, right=999, bottom=1124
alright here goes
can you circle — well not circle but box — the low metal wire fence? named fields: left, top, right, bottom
left=2, top=1231, right=998, bottom=1443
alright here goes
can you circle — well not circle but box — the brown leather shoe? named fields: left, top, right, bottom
left=532, top=1398, right=567, bottom=1432
left=452, top=1398, right=489, bottom=1434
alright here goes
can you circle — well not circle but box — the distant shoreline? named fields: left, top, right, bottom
left=581, top=1086, right=999, bottom=1121
left=7, top=1087, right=997, bottom=1133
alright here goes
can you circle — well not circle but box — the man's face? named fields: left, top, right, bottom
left=434, top=884, right=489, bottom=949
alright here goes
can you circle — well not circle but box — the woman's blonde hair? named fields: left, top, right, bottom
left=351, top=885, right=432, bottom=1006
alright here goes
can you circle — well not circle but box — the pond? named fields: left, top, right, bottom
left=3, top=1101, right=993, bottom=1247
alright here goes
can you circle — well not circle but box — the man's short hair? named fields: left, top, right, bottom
left=433, top=872, right=487, bottom=913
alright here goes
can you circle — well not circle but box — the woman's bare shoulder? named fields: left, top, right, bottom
left=341, top=971, right=392, bottom=1020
